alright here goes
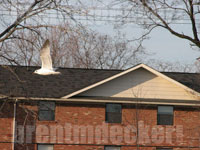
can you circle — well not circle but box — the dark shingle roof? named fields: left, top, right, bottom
left=162, top=72, right=200, bottom=93
left=0, top=66, right=200, bottom=98
left=0, top=66, right=121, bottom=98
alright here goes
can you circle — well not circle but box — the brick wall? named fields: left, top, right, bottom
left=1, top=101, right=200, bottom=149
left=0, top=100, right=14, bottom=150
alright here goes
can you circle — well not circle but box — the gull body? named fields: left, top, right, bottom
left=34, top=39, right=60, bottom=75
left=34, top=68, right=60, bottom=75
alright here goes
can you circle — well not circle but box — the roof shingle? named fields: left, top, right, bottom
left=0, top=66, right=121, bottom=98
left=0, top=66, right=200, bottom=98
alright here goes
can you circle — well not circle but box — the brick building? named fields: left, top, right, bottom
left=1, top=64, right=200, bottom=150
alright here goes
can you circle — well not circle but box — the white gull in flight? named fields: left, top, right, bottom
left=34, top=39, right=60, bottom=75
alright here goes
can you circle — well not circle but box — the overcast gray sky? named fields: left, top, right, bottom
left=1, top=0, right=200, bottom=67
left=89, top=22, right=200, bottom=65
left=84, top=0, right=200, bottom=66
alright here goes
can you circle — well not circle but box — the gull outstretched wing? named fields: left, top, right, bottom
left=40, top=39, right=53, bottom=70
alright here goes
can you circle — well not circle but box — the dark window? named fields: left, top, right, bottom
left=106, top=104, right=122, bottom=123
left=156, top=148, right=172, bottom=150
left=157, top=106, right=173, bottom=125
left=38, top=144, right=54, bottom=150
left=105, top=146, right=120, bottom=150
left=38, top=101, right=55, bottom=121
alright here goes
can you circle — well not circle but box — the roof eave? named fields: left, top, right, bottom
left=4, top=96, right=200, bottom=106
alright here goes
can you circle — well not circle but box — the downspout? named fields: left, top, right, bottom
left=12, top=99, right=17, bottom=150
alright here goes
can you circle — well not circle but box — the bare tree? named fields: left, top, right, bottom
left=0, top=0, right=88, bottom=63
left=147, top=59, right=195, bottom=72
left=0, top=1, right=149, bottom=69
left=0, top=0, right=81, bottom=42
left=1, top=23, right=147, bottom=69
left=67, top=30, right=146, bottom=69
left=113, top=0, right=200, bottom=48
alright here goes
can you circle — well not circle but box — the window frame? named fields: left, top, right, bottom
left=156, top=148, right=173, bottom=150
left=37, top=144, right=54, bottom=150
left=157, top=105, right=174, bottom=125
left=105, top=103, right=122, bottom=124
left=38, top=101, right=55, bottom=121
left=104, top=146, right=121, bottom=150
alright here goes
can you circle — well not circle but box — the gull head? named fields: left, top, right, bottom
left=34, top=68, right=46, bottom=75
left=34, top=70, right=39, bottom=74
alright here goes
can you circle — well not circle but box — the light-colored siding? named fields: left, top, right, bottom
left=78, top=68, right=199, bottom=100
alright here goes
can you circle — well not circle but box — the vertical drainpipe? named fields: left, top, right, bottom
left=12, top=99, right=17, bottom=150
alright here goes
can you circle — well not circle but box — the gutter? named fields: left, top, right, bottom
left=8, top=96, right=200, bottom=107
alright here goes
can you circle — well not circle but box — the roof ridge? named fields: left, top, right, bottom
left=1, top=65, right=198, bottom=73
left=162, top=72, right=200, bottom=74
left=0, top=65, right=123, bottom=71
